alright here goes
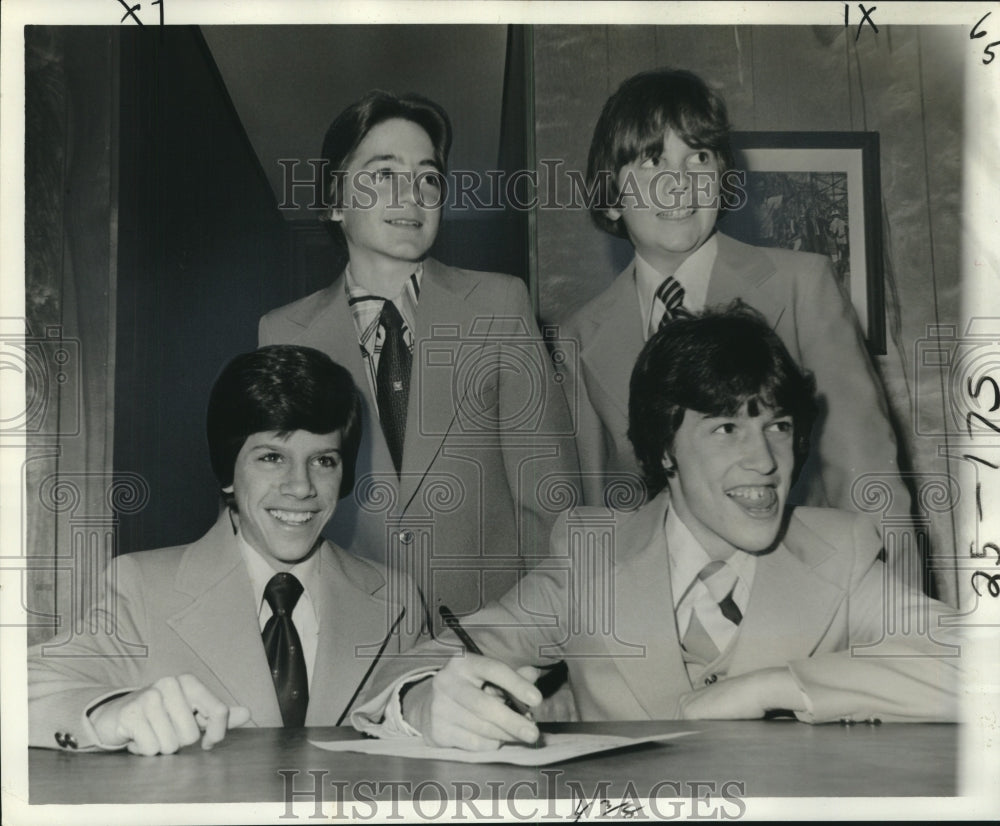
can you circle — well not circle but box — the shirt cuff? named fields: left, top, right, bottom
left=350, top=669, right=438, bottom=738
left=83, top=688, right=139, bottom=750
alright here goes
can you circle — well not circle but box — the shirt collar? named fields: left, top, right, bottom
left=235, top=529, right=321, bottom=625
left=635, top=233, right=719, bottom=337
left=664, top=500, right=755, bottom=608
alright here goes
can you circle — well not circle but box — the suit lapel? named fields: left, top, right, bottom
left=727, top=517, right=845, bottom=675
left=604, top=496, right=695, bottom=718
left=577, top=263, right=645, bottom=423
left=706, top=233, right=780, bottom=321
left=166, top=516, right=283, bottom=726
left=398, top=259, right=482, bottom=511
left=292, top=271, right=399, bottom=511
left=306, top=544, right=406, bottom=725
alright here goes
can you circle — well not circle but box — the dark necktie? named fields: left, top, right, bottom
left=681, top=560, right=744, bottom=663
left=655, top=275, right=694, bottom=329
left=376, top=299, right=412, bottom=474
left=262, top=572, right=308, bottom=728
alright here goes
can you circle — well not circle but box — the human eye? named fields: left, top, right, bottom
left=256, top=451, right=283, bottom=464
left=640, top=155, right=662, bottom=169
left=372, top=167, right=396, bottom=183
left=711, top=421, right=737, bottom=435
left=313, top=453, right=342, bottom=470
left=418, top=169, right=443, bottom=189
left=689, top=149, right=714, bottom=166
left=765, top=418, right=794, bottom=434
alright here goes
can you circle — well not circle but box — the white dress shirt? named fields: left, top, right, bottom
left=345, top=261, right=423, bottom=415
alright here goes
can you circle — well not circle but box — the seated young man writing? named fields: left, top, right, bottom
left=352, top=305, right=959, bottom=749
left=29, top=345, right=425, bottom=755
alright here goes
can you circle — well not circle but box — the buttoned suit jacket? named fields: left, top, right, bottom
left=260, top=258, right=582, bottom=624
left=353, top=495, right=959, bottom=727
left=559, top=232, right=908, bottom=514
left=29, top=512, right=426, bottom=750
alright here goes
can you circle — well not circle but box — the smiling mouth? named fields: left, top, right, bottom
left=268, top=509, right=316, bottom=525
left=385, top=218, right=423, bottom=228
left=725, top=485, right=779, bottom=516
left=656, top=207, right=695, bottom=220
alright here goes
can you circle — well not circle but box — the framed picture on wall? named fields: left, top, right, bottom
left=720, top=131, right=885, bottom=354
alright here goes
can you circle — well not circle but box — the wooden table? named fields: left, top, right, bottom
left=28, top=720, right=956, bottom=807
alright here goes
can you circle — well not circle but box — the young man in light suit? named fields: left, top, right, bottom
left=29, top=346, right=425, bottom=755
left=351, top=306, right=959, bottom=748
left=260, top=91, right=581, bottom=627
left=561, top=68, right=908, bottom=523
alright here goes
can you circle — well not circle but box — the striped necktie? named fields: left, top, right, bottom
left=681, top=560, right=744, bottom=664
left=655, top=275, right=693, bottom=329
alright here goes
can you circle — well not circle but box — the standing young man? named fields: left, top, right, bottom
left=561, top=68, right=907, bottom=523
left=260, top=92, right=581, bottom=625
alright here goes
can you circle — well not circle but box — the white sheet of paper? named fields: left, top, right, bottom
left=308, top=730, right=696, bottom=766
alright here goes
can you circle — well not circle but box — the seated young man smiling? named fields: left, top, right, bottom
left=29, top=345, right=425, bottom=755
left=351, top=305, right=959, bottom=749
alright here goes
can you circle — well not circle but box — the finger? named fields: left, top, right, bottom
left=227, top=706, right=252, bottom=729
left=516, top=665, right=544, bottom=684
left=454, top=655, right=543, bottom=709
left=177, top=674, right=233, bottom=749
left=154, top=676, right=201, bottom=748
left=136, top=688, right=183, bottom=754
left=118, top=704, right=164, bottom=756
left=429, top=717, right=505, bottom=751
left=438, top=679, right=540, bottom=744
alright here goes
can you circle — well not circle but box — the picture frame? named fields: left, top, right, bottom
left=720, top=131, right=885, bottom=354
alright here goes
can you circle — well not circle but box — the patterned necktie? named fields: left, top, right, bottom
left=375, top=299, right=412, bottom=474
left=262, top=572, right=309, bottom=728
left=681, top=560, right=744, bottom=664
left=655, top=275, right=693, bottom=329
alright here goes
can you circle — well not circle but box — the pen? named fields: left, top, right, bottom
left=438, top=605, right=545, bottom=747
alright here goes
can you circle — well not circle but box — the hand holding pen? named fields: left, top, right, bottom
left=438, top=605, right=545, bottom=748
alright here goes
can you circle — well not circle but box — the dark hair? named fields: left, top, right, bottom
left=318, top=90, right=452, bottom=244
left=627, top=303, right=817, bottom=497
left=586, top=68, right=734, bottom=239
left=206, top=345, right=362, bottom=501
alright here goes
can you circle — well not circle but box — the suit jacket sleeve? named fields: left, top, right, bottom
left=350, top=544, right=571, bottom=731
left=787, top=515, right=960, bottom=722
left=28, top=555, right=152, bottom=750
left=792, top=257, right=907, bottom=513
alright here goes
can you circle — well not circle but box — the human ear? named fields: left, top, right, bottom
left=661, top=451, right=676, bottom=474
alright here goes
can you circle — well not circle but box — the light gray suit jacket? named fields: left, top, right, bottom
left=29, top=512, right=426, bottom=750
left=354, top=496, right=959, bottom=726
left=560, top=233, right=908, bottom=515
left=260, top=259, right=582, bottom=626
